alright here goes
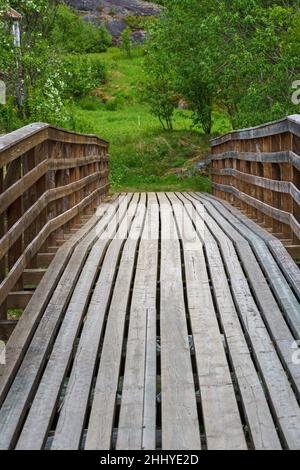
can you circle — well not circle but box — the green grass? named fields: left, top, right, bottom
left=8, top=309, right=23, bottom=320
left=70, top=47, right=230, bottom=192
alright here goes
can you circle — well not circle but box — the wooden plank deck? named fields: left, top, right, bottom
left=0, top=192, right=299, bottom=450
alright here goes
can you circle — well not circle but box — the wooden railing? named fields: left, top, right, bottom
left=211, top=115, right=300, bottom=253
left=0, top=123, right=109, bottom=337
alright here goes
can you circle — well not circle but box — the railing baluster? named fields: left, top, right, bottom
left=0, top=123, right=109, bottom=339
left=211, top=115, right=300, bottom=248
left=0, top=166, right=6, bottom=322
left=6, top=155, right=23, bottom=291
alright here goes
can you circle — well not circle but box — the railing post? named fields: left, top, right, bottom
left=280, top=162, right=293, bottom=240
left=46, top=140, right=58, bottom=246
left=36, top=142, right=48, bottom=252
left=0, top=166, right=6, bottom=322
left=5, top=156, right=23, bottom=291
left=22, top=146, right=41, bottom=268
left=262, top=136, right=273, bottom=230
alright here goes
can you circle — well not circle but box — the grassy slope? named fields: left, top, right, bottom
left=71, top=47, right=230, bottom=192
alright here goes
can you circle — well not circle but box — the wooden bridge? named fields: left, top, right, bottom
left=0, top=117, right=299, bottom=450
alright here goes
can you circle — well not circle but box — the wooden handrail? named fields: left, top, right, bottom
left=211, top=114, right=300, bottom=146
left=0, top=123, right=109, bottom=333
left=211, top=115, right=300, bottom=247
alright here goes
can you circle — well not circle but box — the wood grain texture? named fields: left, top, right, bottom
left=85, top=195, right=147, bottom=450
left=0, top=192, right=299, bottom=450
left=211, top=116, right=300, bottom=247
left=0, top=123, right=109, bottom=327
left=16, top=195, right=134, bottom=450
left=116, top=193, right=158, bottom=450
left=169, top=192, right=246, bottom=450
left=157, top=192, right=201, bottom=450
left=179, top=193, right=282, bottom=450
left=191, top=196, right=300, bottom=449
left=0, top=196, right=122, bottom=449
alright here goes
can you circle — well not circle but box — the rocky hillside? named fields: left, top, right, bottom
left=65, top=1, right=162, bottom=43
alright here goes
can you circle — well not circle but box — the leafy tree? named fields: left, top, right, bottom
left=143, top=0, right=300, bottom=132
left=121, top=27, right=132, bottom=58
left=143, top=0, right=215, bottom=133
left=0, top=0, right=108, bottom=130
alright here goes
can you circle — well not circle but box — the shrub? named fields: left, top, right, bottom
left=51, top=4, right=112, bottom=53
left=121, top=28, right=132, bottom=58
left=0, top=99, right=23, bottom=132
left=124, top=15, right=156, bottom=31
left=62, top=55, right=107, bottom=98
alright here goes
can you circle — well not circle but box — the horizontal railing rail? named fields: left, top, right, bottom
left=0, top=123, right=109, bottom=338
left=211, top=115, right=300, bottom=250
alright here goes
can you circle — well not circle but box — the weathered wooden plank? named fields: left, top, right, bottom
left=0, top=160, right=48, bottom=216
left=201, top=193, right=300, bottom=338
left=50, top=155, right=106, bottom=170
left=168, top=193, right=246, bottom=450
left=49, top=195, right=141, bottom=450
left=0, top=172, right=105, bottom=260
left=0, top=184, right=109, bottom=306
left=211, top=150, right=300, bottom=173
left=211, top=150, right=290, bottom=163
left=6, top=157, right=23, bottom=291
left=210, top=196, right=300, bottom=300
left=212, top=168, right=300, bottom=205
left=47, top=126, right=108, bottom=147
left=0, top=123, right=108, bottom=168
left=178, top=193, right=281, bottom=450
left=0, top=163, right=105, bottom=218
left=210, top=194, right=300, bottom=300
left=15, top=195, right=136, bottom=450
left=157, top=193, right=201, bottom=451
left=23, top=269, right=46, bottom=286
left=116, top=193, right=159, bottom=450
left=0, top=202, right=109, bottom=402
left=195, top=193, right=300, bottom=397
left=85, top=195, right=147, bottom=450
left=213, top=182, right=300, bottom=240
left=7, top=292, right=33, bottom=310
left=189, top=195, right=300, bottom=449
left=0, top=125, right=49, bottom=168
left=0, top=195, right=123, bottom=449
left=0, top=166, right=6, bottom=321
left=36, top=253, right=55, bottom=269
left=211, top=115, right=300, bottom=147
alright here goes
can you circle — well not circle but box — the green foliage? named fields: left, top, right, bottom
left=124, top=14, right=156, bottom=31
left=121, top=27, right=132, bottom=58
left=7, top=309, right=23, bottom=320
left=0, top=98, right=23, bottom=132
left=143, top=0, right=300, bottom=132
left=51, top=4, right=112, bottom=54
left=62, top=55, right=106, bottom=98
left=0, top=1, right=107, bottom=131
left=77, top=96, right=103, bottom=111
left=71, top=48, right=216, bottom=193
left=108, top=132, right=211, bottom=192
left=142, top=48, right=177, bottom=130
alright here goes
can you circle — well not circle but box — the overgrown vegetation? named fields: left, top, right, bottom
left=71, top=48, right=213, bottom=192
left=0, top=0, right=111, bottom=130
left=6, top=1, right=298, bottom=192
left=121, top=27, right=132, bottom=58
left=143, top=0, right=300, bottom=132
